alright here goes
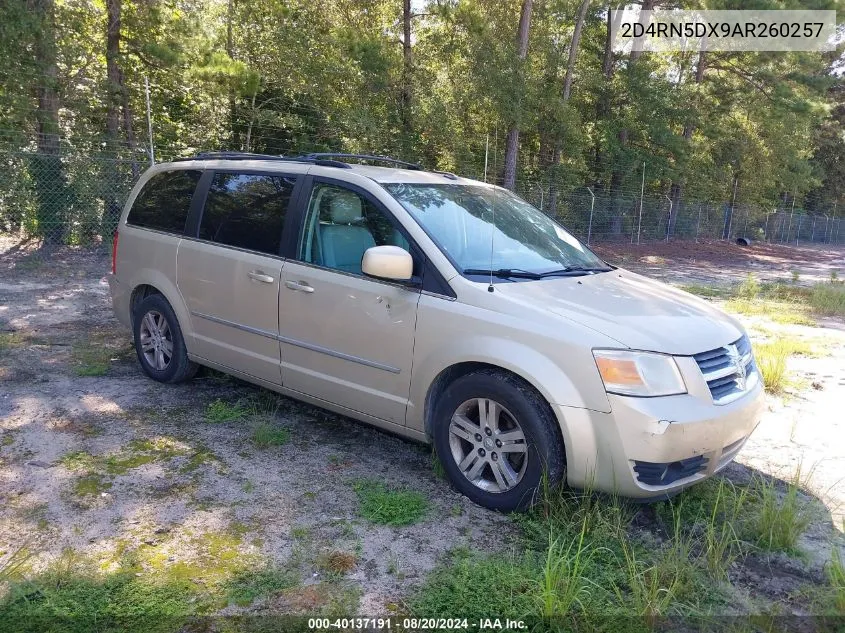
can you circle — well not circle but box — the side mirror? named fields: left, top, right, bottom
left=361, top=245, right=414, bottom=283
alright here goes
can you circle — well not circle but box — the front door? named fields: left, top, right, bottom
left=278, top=180, right=420, bottom=425
left=177, top=170, right=299, bottom=384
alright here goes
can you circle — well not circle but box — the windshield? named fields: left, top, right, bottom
left=383, top=183, right=607, bottom=276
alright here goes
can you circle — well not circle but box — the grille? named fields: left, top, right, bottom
left=632, top=455, right=708, bottom=486
left=693, top=335, right=757, bottom=404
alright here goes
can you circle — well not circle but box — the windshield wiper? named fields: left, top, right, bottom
left=462, top=268, right=543, bottom=279
left=538, top=266, right=612, bottom=277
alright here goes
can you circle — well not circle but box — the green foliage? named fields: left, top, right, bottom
left=1, top=0, right=843, bottom=242
left=250, top=421, right=291, bottom=448
left=205, top=399, right=249, bottom=424
left=224, top=566, right=298, bottom=607
left=352, top=479, right=428, bottom=526
left=746, top=472, right=812, bottom=554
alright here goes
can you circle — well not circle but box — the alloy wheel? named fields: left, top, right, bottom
left=138, top=310, right=173, bottom=371
left=448, top=397, right=528, bottom=493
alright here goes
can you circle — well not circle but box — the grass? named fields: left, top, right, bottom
left=0, top=331, right=27, bottom=353
left=411, top=472, right=830, bottom=625
left=683, top=273, right=845, bottom=324
left=353, top=479, right=428, bottom=526
left=746, top=472, right=812, bottom=554
left=205, top=399, right=250, bottom=423
left=0, top=544, right=32, bottom=584
left=755, top=341, right=790, bottom=394
left=223, top=566, right=298, bottom=606
left=250, top=421, right=291, bottom=448
left=825, top=549, right=845, bottom=614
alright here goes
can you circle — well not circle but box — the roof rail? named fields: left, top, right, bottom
left=297, top=153, right=422, bottom=170
left=171, top=151, right=352, bottom=168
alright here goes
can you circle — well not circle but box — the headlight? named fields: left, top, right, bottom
left=592, top=349, right=686, bottom=397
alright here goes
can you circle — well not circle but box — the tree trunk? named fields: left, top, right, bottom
left=400, top=0, right=413, bottom=152
left=30, top=0, right=64, bottom=243
left=561, top=0, right=589, bottom=103
left=548, top=0, right=590, bottom=214
left=629, top=0, right=655, bottom=62
left=607, top=1, right=654, bottom=234
left=227, top=0, right=239, bottom=148
left=502, top=0, right=533, bottom=191
left=105, top=0, right=136, bottom=231
left=668, top=50, right=706, bottom=237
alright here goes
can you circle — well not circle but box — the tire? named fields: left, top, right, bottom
left=432, top=369, right=565, bottom=512
left=132, top=294, right=198, bottom=384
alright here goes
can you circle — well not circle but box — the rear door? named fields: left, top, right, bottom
left=277, top=178, right=421, bottom=425
left=177, top=169, right=302, bottom=384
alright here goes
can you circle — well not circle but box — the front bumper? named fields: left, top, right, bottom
left=555, top=381, right=765, bottom=499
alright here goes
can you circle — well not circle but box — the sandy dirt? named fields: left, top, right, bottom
left=1, top=240, right=844, bottom=617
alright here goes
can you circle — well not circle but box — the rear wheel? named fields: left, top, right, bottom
left=432, top=369, right=565, bottom=511
left=132, top=294, right=197, bottom=383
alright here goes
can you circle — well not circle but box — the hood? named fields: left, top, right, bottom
left=494, top=269, right=742, bottom=356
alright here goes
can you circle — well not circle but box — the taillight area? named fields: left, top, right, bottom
left=111, top=231, right=119, bottom=275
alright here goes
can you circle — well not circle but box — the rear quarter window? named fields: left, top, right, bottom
left=126, top=169, right=202, bottom=234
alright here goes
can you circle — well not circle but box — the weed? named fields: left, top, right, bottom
left=830, top=270, right=839, bottom=284
left=0, top=544, right=32, bottom=584
left=179, top=446, right=218, bottom=473
left=536, top=523, right=594, bottom=617
left=70, top=343, right=115, bottom=376
left=205, top=399, right=249, bottom=423
left=250, top=421, right=290, bottom=448
left=317, top=551, right=357, bottom=576
left=737, top=273, right=761, bottom=300
left=353, top=479, right=428, bottom=526
left=700, top=479, right=749, bottom=580
left=679, top=284, right=731, bottom=299
left=411, top=549, right=536, bottom=620
left=0, top=332, right=27, bottom=353
left=791, top=270, right=800, bottom=284
left=755, top=341, right=789, bottom=394
left=224, top=566, right=298, bottom=606
left=747, top=471, right=811, bottom=553
left=0, top=550, right=202, bottom=632
left=291, top=526, right=310, bottom=540
left=809, top=282, right=845, bottom=317
left=59, top=450, right=97, bottom=471
left=73, top=474, right=112, bottom=497
left=431, top=448, right=447, bottom=480
left=825, top=549, right=845, bottom=613
left=614, top=539, right=681, bottom=625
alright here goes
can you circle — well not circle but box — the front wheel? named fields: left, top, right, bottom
left=432, top=370, right=565, bottom=512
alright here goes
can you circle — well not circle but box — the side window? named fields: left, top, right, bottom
left=297, top=183, right=409, bottom=275
left=126, top=169, right=201, bottom=233
left=199, top=172, right=296, bottom=255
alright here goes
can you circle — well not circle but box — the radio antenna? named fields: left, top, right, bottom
left=487, top=188, right=495, bottom=293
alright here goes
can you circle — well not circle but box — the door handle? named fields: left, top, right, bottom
left=284, top=280, right=315, bottom=293
left=248, top=270, right=275, bottom=284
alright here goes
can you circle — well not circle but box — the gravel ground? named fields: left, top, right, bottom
left=1, top=240, right=844, bottom=618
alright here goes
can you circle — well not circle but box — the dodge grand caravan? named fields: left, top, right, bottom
left=108, top=152, right=764, bottom=511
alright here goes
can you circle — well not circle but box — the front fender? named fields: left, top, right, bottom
left=408, top=295, right=613, bottom=437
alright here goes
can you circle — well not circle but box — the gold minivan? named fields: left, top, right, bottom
left=108, top=152, right=764, bottom=511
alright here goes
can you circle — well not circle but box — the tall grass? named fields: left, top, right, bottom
left=748, top=469, right=812, bottom=553
left=536, top=523, right=594, bottom=617
left=755, top=341, right=789, bottom=394
left=701, top=479, right=748, bottom=580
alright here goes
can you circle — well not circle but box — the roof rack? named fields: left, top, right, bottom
left=172, top=151, right=351, bottom=168
left=296, top=153, right=422, bottom=170
left=172, top=151, right=426, bottom=172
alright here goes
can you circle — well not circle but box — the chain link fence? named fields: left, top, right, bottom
left=1, top=144, right=843, bottom=259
